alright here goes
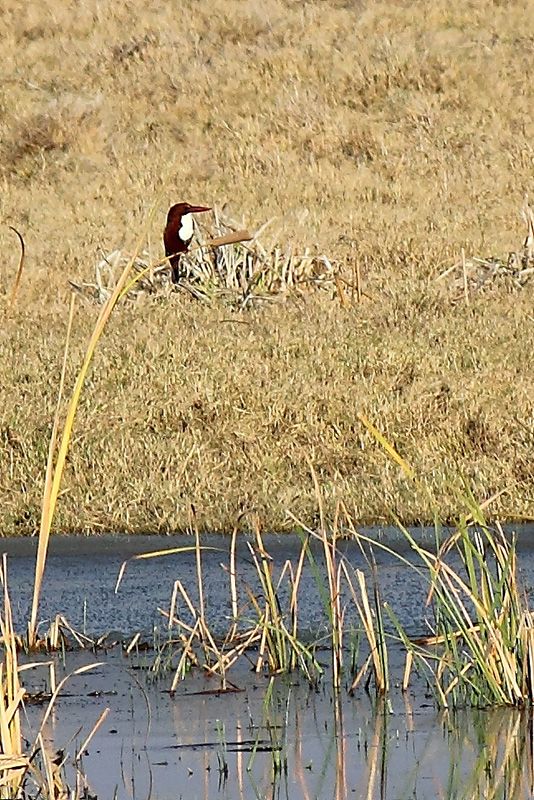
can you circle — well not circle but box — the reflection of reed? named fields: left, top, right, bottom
left=334, top=695, right=347, bottom=800
left=443, top=707, right=534, bottom=800
left=203, top=747, right=210, bottom=800
left=169, top=689, right=217, bottom=799
left=402, top=690, right=415, bottom=737
left=161, top=667, right=534, bottom=799
left=363, top=700, right=388, bottom=800
left=236, top=722, right=244, bottom=799
left=292, top=694, right=312, bottom=800
left=291, top=684, right=347, bottom=800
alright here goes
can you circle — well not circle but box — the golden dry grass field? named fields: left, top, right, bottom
left=0, top=0, right=533, bottom=534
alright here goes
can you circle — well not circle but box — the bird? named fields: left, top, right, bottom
left=163, top=202, right=211, bottom=284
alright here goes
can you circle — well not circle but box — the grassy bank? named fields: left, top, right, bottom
left=1, top=292, right=532, bottom=534
left=0, top=0, right=533, bottom=534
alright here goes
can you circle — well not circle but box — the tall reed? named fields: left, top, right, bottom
left=29, top=200, right=157, bottom=646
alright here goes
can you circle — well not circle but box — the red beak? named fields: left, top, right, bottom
left=188, top=205, right=211, bottom=214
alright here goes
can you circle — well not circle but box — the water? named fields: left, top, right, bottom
left=4, top=526, right=534, bottom=639
left=24, top=651, right=534, bottom=800
left=5, top=527, right=534, bottom=799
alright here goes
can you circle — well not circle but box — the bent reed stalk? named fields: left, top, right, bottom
left=27, top=200, right=255, bottom=648
left=28, top=197, right=162, bottom=644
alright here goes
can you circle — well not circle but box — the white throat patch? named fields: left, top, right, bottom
left=178, top=213, right=194, bottom=243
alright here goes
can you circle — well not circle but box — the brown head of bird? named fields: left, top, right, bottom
left=164, top=202, right=211, bottom=284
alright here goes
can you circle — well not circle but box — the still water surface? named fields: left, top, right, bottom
left=24, top=650, right=534, bottom=800
left=5, top=526, right=534, bottom=638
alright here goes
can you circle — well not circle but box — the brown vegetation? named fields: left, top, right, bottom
left=0, top=0, right=533, bottom=534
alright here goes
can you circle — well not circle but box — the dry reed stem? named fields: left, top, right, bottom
left=347, top=569, right=387, bottom=694
left=29, top=295, right=76, bottom=646
left=194, top=519, right=205, bottom=632
left=125, top=632, right=141, bottom=655
left=171, top=620, right=202, bottom=690
left=114, top=545, right=220, bottom=593
left=168, top=582, right=179, bottom=632
left=357, top=413, right=415, bottom=481
left=228, top=526, right=239, bottom=641
left=29, top=199, right=161, bottom=645
left=0, top=556, right=25, bottom=798
left=462, top=248, right=470, bottom=306
left=289, top=536, right=308, bottom=664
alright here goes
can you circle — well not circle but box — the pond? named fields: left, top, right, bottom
left=6, top=527, right=534, bottom=799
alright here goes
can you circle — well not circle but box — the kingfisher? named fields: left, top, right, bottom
left=163, top=202, right=211, bottom=283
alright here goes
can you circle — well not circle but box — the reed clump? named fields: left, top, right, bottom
left=0, top=555, right=103, bottom=798
left=70, top=209, right=340, bottom=308
left=118, top=496, right=534, bottom=709
left=344, top=422, right=534, bottom=708
left=117, top=512, right=391, bottom=696
left=396, top=518, right=534, bottom=708
left=123, top=526, right=324, bottom=690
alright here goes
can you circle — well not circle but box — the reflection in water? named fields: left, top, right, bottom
left=29, top=655, right=534, bottom=800
left=443, top=708, right=534, bottom=800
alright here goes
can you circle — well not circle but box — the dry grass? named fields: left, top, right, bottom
left=0, top=0, right=533, bottom=534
